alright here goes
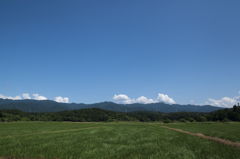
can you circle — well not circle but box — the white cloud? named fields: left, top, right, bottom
left=0, top=93, right=70, bottom=103
left=136, top=96, right=155, bottom=104
left=0, top=94, right=21, bottom=100
left=113, top=94, right=134, bottom=104
left=239, top=91, right=240, bottom=94
left=113, top=93, right=175, bottom=105
left=156, top=93, right=176, bottom=104
left=22, top=93, right=31, bottom=99
left=33, top=94, right=47, bottom=100
left=208, top=95, right=240, bottom=108
left=190, top=100, right=194, bottom=103
left=55, top=96, right=69, bottom=103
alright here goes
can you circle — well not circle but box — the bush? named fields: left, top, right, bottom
left=189, top=118, right=195, bottom=122
left=6, top=118, right=12, bottom=122
left=222, top=118, right=229, bottom=123
left=79, top=118, right=85, bottom=122
left=179, top=118, right=186, bottom=122
left=163, top=118, right=172, bottom=123
left=197, top=116, right=207, bottom=122
left=56, top=116, right=63, bottom=122
left=108, top=119, right=114, bottom=122
left=21, top=117, right=30, bottom=121
left=13, top=115, right=21, bottom=121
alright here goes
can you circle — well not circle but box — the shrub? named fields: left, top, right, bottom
left=222, top=118, right=229, bottom=123
left=21, top=117, right=30, bottom=121
left=179, top=118, right=186, bottom=122
left=163, top=118, right=172, bottom=123
left=108, top=119, right=114, bottom=122
left=79, top=118, right=85, bottom=122
left=197, top=116, right=207, bottom=122
left=56, top=116, right=63, bottom=122
left=189, top=118, right=195, bottom=122
left=13, top=115, right=21, bottom=121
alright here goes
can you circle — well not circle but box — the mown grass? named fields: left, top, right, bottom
left=0, top=122, right=240, bottom=159
left=164, top=122, right=240, bottom=142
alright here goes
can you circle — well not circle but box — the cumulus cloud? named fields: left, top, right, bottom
left=113, top=93, right=175, bottom=104
left=33, top=94, right=47, bottom=100
left=190, top=100, right=194, bottom=103
left=55, top=96, right=69, bottom=103
left=0, top=94, right=21, bottom=100
left=0, top=93, right=69, bottom=103
left=136, top=96, right=155, bottom=104
left=156, top=93, right=176, bottom=104
left=207, top=94, right=240, bottom=108
left=22, top=93, right=31, bottom=99
left=113, top=94, right=134, bottom=104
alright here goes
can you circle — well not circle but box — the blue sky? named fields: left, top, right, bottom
left=1, top=0, right=240, bottom=107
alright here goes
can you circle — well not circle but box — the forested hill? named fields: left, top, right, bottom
left=0, top=98, right=223, bottom=113
left=0, top=105, right=239, bottom=122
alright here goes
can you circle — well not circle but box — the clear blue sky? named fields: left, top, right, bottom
left=1, top=0, right=240, bottom=107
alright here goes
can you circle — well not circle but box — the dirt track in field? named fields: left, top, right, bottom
left=161, top=125, right=240, bottom=149
left=0, top=126, right=105, bottom=139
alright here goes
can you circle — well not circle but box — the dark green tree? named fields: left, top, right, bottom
left=233, top=105, right=237, bottom=112
left=0, top=109, right=2, bottom=117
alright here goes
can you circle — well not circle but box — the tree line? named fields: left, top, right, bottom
left=0, top=105, right=239, bottom=122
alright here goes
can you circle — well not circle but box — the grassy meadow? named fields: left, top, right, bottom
left=0, top=122, right=240, bottom=159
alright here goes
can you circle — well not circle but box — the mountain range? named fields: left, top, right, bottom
left=0, top=98, right=223, bottom=113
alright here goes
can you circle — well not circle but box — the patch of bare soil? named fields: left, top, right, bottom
left=161, top=126, right=240, bottom=149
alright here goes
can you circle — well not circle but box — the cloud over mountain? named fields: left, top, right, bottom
left=113, top=93, right=175, bottom=104
left=0, top=93, right=70, bottom=103
left=0, top=94, right=21, bottom=100
left=207, top=92, right=240, bottom=108
left=55, top=96, right=69, bottom=103
left=113, top=94, right=133, bottom=104
left=136, top=96, right=155, bottom=104
left=33, top=94, right=47, bottom=100
left=207, top=96, right=240, bottom=108
left=156, top=93, right=176, bottom=104
left=22, top=93, right=31, bottom=99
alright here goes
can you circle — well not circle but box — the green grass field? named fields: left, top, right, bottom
left=0, top=122, right=240, bottom=159
left=164, top=122, right=240, bottom=142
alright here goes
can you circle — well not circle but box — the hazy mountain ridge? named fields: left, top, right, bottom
left=0, top=99, right=223, bottom=113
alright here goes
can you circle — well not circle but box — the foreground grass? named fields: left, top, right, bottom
left=164, top=122, right=240, bottom=142
left=0, top=122, right=240, bottom=159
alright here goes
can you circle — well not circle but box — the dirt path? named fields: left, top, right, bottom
left=161, top=125, right=240, bottom=149
left=0, top=126, right=105, bottom=139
